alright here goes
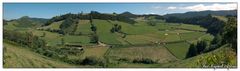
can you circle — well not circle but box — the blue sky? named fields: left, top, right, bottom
left=3, top=3, right=237, bottom=20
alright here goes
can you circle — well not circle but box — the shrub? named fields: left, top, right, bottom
left=81, top=56, right=103, bottom=65
left=132, top=58, right=155, bottom=64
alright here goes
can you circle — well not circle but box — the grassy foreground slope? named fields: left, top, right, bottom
left=3, top=41, right=74, bottom=68
left=159, top=44, right=237, bottom=68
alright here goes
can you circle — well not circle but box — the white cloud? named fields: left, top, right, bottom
left=167, top=7, right=177, bottom=10
left=144, top=12, right=156, bottom=14
left=152, top=6, right=161, bottom=9
left=181, top=3, right=237, bottom=11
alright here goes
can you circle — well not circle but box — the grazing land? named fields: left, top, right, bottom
left=3, top=10, right=237, bottom=68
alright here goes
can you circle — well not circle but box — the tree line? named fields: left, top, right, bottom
left=3, top=29, right=46, bottom=49
left=44, top=11, right=139, bottom=26
left=166, top=14, right=226, bottom=35
left=185, top=16, right=237, bottom=58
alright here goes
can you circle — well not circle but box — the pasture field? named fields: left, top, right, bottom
left=47, top=21, right=63, bottom=30
left=93, top=19, right=122, bottom=45
left=75, top=20, right=92, bottom=34
left=64, top=35, right=91, bottom=45
left=164, top=33, right=181, bottom=42
left=176, top=24, right=207, bottom=31
left=180, top=32, right=206, bottom=41
left=32, top=30, right=62, bottom=46
left=107, top=46, right=177, bottom=63
left=164, top=42, right=190, bottom=59
left=80, top=47, right=109, bottom=59
left=124, top=35, right=160, bottom=45
left=4, top=18, right=221, bottom=68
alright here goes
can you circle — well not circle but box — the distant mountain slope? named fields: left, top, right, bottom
left=8, top=16, right=49, bottom=28
left=164, top=10, right=237, bottom=18
left=118, top=11, right=137, bottom=18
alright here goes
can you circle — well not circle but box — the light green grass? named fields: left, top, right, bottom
left=41, top=21, right=63, bottom=30
left=180, top=32, right=206, bottom=41
left=32, top=30, right=61, bottom=46
left=124, top=35, right=160, bottom=45
left=111, top=20, right=159, bottom=35
left=164, top=33, right=181, bottom=42
left=75, top=20, right=92, bottom=34
left=177, top=24, right=207, bottom=31
left=64, top=35, right=91, bottom=45
left=165, top=42, right=190, bottom=59
left=93, top=19, right=121, bottom=44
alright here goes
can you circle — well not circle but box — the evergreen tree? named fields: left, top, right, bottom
left=61, top=37, right=65, bottom=46
left=222, top=17, right=237, bottom=51
left=186, top=43, right=197, bottom=58
left=90, top=34, right=98, bottom=44
left=196, top=40, right=207, bottom=54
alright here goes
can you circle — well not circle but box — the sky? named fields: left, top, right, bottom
left=3, top=3, right=237, bottom=20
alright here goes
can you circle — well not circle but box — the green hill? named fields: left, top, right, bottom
left=3, top=41, right=74, bottom=68
left=3, top=11, right=236, bottom=68
left=4, top=16, right=48, bottom=31
left=159, top=44, right=237, bottom=68
left=164, top=10, right=237, bottom=18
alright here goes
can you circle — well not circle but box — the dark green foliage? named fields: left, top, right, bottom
left=3, top=29, right=46, bottom=49
left=164, top=10, right=237, bottom=18
left=211, top=34, right=222, bottom=45
left=3, top=29, right=86, bottom=66
left=44, top=13, right=77, bottom=26
left=89, top=14, right=97, bottom=33
left=165, top=15, right=225, bottom=35
left=90, top=25, right=97, bottom=32
left=13, top=16, right=48, bottom=27
left=147, top=20, right=157, bottom=26
left=186, top=44, right=197, bottom=58
left=196, top=40, right=207, bottom=54
left=3, top=19, right=7, bottom=25
left=204, top=34, right=223, bottom=52
left=59, top=17, right=78, bottom=35
left=44, top=11, right=136, bottom=26
left=15, top=16, right=36, bottom=27
left=222, top=17, right=237, bottom=51
left=132, top=58, right=155, bottom=64
left=61, top=37, right=65, bottom=46
left=81, top=56, right=101, bottom=65
left=110, top=28, right=115, bottom=33
left=90, top=34, right=99, bottom=44
left=118, top=11, right=137, bottom=18
left=139, top=14, right=165, bottom=20
left=110, top=24, right=122, bottom=33
left=186, top=40, right=208, bottom=58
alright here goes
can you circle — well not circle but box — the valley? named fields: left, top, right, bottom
left=3, top=10, right=237, bottom=68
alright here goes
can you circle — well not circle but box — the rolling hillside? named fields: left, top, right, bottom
left=164, top=10, right=237, bottom=18
left=3, top=41, right=74, bottom=68
left=159, top=44, right=237, bottom=68
left=3, top=10, right=236, bottom=68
